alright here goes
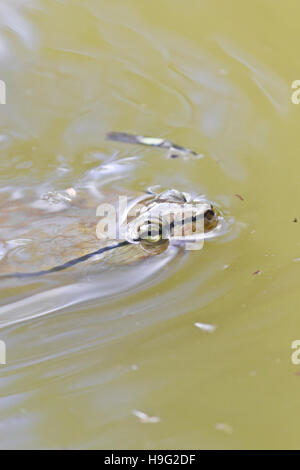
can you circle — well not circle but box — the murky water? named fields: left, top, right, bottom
left=0, top=0, right=300, bottom=449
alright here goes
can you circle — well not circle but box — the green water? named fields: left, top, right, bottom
left=0, top=0, right=300, bottom=449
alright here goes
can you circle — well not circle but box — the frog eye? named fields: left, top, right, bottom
left=138, top=220, right=169, bottom=254
left=138, top=220, right=163, bottom=244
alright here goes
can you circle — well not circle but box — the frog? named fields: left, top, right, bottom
left=0, top=186, right=221, bottom=279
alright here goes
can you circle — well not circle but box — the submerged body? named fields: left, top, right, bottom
left=0, top=186, right=221, bottom=278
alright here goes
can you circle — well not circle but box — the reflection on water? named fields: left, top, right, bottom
left=0, top=0, right=300, bottom=450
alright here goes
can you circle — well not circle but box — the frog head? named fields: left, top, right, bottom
left=124, top=189, right=220, bottom=253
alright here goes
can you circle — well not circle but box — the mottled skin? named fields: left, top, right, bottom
left=0, top=187, right=219, bottom=277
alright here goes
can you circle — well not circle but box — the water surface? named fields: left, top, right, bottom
left=0, top=0, right=300, bottom=449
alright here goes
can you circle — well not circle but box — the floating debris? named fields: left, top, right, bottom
left=219, top=68, right=229, bottom=76
left=293, top=257, right=300, bottom=262
left=235, top=194, right=244, bottom=201
left=32, top=188, right=77, bottom=213
left=132, top=410, right=161, bottom=424
left=194, top=322, right=217, bottom=333
left=65, top=187, right=77, bottom=198
left=0, top=240, right=7, bottom=257
left=215, top=423, right=233, bottom=434
left=106, top=131, right=203, bottom=159
left=41, top=188, right=76, bottom=204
